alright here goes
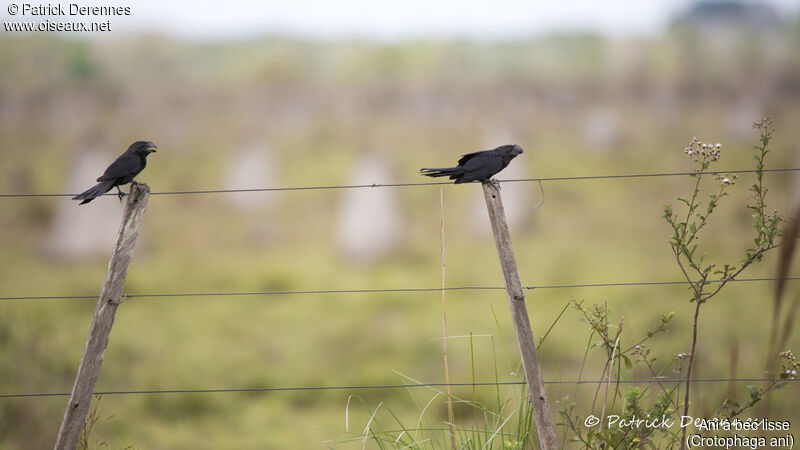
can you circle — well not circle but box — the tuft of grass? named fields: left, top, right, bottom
left=324, top=299, right=588, bottom=449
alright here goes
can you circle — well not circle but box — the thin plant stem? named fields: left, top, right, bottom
left=439, top=186, right=457, bottom=450
left=680, top=299, right=702, bottom=448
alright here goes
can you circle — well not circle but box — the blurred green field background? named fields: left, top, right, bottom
left=1, top=11, right=800, bottom=449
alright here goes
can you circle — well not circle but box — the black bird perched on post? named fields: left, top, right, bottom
left=72, top=140, right=157, bottom=205
left=420, top=144, right=523, bottom=184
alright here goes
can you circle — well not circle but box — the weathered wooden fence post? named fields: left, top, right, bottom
left=481, top=181, right=558, bottom=449
left=54, top=182, right=151, bottom=450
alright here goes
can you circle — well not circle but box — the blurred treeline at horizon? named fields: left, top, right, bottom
left=1, top=12, right=799, bottom=166
left=1, top=6, right=800, bottom=448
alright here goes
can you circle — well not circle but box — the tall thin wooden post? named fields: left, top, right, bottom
left=54, top=182, right=151, bottom=450
left=481, top=181, right=558, bottom=449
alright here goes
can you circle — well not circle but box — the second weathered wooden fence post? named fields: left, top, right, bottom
left=54, top=182, right=151, bottom=450
left=481, top=181, right=558, bottom=449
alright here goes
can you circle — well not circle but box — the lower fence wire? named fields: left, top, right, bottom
left=1, top=378, right=797, bottom=399
left=1, top=276, right=797, bottom=302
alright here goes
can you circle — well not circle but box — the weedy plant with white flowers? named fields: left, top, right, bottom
left=557, top=118, right=794, bottom=450
left=664, top=117, right=785, bottom=448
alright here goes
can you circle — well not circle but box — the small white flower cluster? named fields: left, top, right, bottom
left=684, top=136, right=722, bottom=161
left=778, top=350, right=799, bottom=380
left=716, top=173, right=738, bottom=186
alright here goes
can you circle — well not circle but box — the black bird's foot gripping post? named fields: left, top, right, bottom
left=115, top=185, right=128, bottom=202
left=482, top=179, right=502, bottom=193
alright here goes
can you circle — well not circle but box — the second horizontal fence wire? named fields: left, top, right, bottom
left=2, top=276, right=797, bottom=302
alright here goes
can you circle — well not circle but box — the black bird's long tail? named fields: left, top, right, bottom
left=72, top=180, right=115, bottom=205
left=420, top=167, right=465, bottom=180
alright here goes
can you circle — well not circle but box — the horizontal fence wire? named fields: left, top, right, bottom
left=0, top=167, right=797, bottom=198
left=1, top=276, right=797, bottom=302
left=2, top=378, right=797, bottom=399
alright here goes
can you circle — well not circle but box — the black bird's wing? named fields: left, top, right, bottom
left=457, top=150, right=489, bottom=166
left=97, top=151, right=141, bottom=182
left=458, top=151, right=504, bottom=183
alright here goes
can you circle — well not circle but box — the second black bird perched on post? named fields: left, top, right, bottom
left=72, top=140, right=157, bottom=205
left=420, top=144, right=523, bottom=184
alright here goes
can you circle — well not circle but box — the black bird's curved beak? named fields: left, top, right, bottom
left=511, top=145, right=523, bottom=155
left=147, top=143, right=158, bottom=153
